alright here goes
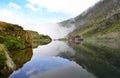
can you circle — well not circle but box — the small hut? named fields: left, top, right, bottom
left=68, top=35, right=83, bottom=44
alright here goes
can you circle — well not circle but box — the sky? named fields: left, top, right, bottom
left=0, top=0, right=100, bottom=38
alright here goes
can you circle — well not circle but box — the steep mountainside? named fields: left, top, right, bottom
left=60, top=0, right=120, bottom=40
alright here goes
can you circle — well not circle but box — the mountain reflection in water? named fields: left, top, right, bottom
left=9, top=40, right=120, bottom=78
left=0, top=48, right=32, bottom=78
left=9, top=41, right=96, bottom=78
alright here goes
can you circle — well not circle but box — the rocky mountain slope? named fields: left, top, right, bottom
left=60, top=0, right=120, bottom=40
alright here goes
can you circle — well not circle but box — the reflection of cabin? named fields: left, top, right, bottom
left=74, top=35, right=83, bottom=43
left=68, top=35, right=83, bottom=44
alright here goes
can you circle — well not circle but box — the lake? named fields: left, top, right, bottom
left=3, top=40, right=120, bottom=78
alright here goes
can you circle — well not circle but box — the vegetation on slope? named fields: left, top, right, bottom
left=76, top=13, right=120, bottom=40
left=27, top=30, right=52, bottom=48
left=60, top=0, right=120, bottom=41
left=0, top=35, right=25, bottom=50
left=0, top=21, right=32, bottom=50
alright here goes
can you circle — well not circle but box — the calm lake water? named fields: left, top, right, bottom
left=7, top=40, right=120, bottom=78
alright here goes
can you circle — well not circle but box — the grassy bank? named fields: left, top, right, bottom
left=0, top=21, right=32, bottom=50
left=27, top=30, right=52, bottom=48
left=0, top=35, right=25, bottom=50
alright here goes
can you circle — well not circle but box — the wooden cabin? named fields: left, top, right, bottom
left=68, top=35, right=83, bottom=44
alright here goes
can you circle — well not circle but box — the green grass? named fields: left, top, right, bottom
left=97, top=19, right=120, bottom=35
left=79, top=18, right=120, bottom=40
left=73, top=12, right=120, bottom=40
left=0, top=35, right=25, bottom=50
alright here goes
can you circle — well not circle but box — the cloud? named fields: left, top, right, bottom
left=26, top=3, right=40, bottom=11
left=0, top=9, right=24, bottom=24
left=33, top=41, right=75, bottom=56
left=0, top=9, right=32, bottom=28
left=0, top=9, right=14, bottom=22
left=28, top=23, right=76, bottom=39
left=9, top=2, right=21, bottom=9
left=27, top=0, right=100, bottom=16
left=29, top=61, right=96, bottom=78
left=26, top=68, right=36, bottom=75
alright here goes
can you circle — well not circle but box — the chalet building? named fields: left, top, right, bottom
left=68, top=35, right=83, bottom=44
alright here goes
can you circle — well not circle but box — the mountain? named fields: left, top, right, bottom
left=60, top=0, right=120, bottom=40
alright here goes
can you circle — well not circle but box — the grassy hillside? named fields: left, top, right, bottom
left=74, top=0, right=120, bottom=29
left=0, top=21, right=32, bottom=50
left=60, top=0, right=120, bottom=41
left=76, top=13, right=120, bottom=40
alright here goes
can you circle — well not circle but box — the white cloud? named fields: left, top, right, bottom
left=26, top=3, right=40, bottom=11
left=26, top=68, right=36, bottom=75
left=9, top=2, right=21, bottom=9
left=27, top=0, right=100, bottom=16
left=29, top=61, right=96, bottom=78
left=0, top=10, right=14, bottom=22
left=26, top=22, right=76, bottom=39
left=0, top=9, right=32, bottom=28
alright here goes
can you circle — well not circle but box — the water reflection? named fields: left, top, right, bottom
left=9, top=48, right=33, bottom=70
left=33, top=41, right=75, bottom=57
left=9, top=57, right=96, bottom=78
left=66, top=41, right=120, bottom=78
left=8, top=40, right=120, bottom=78
left=9, top=41, right=96, bottom=78
left=0, top=48, right=32, bottom=78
